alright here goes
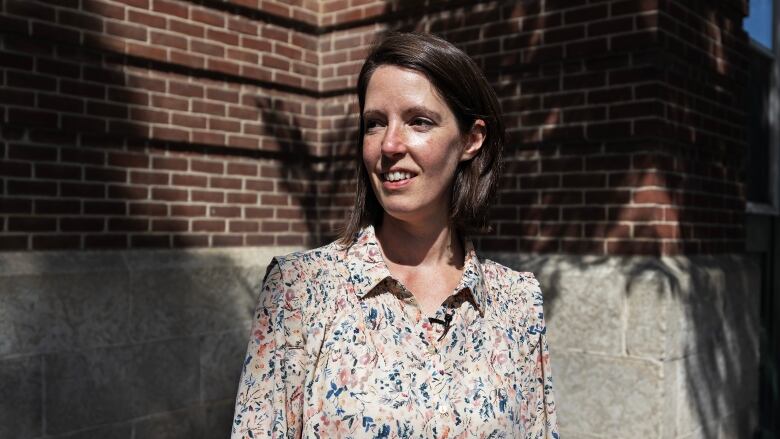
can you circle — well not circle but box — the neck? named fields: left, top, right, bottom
left=376, top=213, right=464, bottom=268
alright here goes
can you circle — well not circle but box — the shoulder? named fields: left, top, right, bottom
left=270, top=240, right=345, bottom=279
left=260, top=239, right=346, bottom=309
left=479, top=258, right=546, bottom=322
left=480, top=258, right=541, bottom=295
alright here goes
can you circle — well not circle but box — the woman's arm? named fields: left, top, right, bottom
left=231, top=259, right=307, bottom=439
left=525, top=277, right=560, bottom=439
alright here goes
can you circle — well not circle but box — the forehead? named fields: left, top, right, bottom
left=364, top=65, right=449, bottom=112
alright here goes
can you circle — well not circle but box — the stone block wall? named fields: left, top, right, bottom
left=0, top=247, right=296, bottom=438
left=486, top=251, right=761, bottom=438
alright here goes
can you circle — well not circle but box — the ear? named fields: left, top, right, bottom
left=460, top=119, right=486, bottom=161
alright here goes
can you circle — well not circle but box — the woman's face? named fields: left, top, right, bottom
left=362, top=65, right=484, bottom=225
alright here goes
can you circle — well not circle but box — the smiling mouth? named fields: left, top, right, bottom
left=381, top=171, right=415, bottom=182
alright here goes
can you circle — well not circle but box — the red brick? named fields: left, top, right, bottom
left=84, top=201, right=126, bottom=215
left=32, top=164, right=80, bottom=181
left=1, top=198, right=33, bottom=214
left=192, top=8, right=225, bottom=26
left=261, top=194, right=288, bottom=206
left=9, top=217, right=57, bottom=232
left=607, top=240, right=662, bottom=256
left=32, top=235, right=81, bottom=250
left=170, top=50, right=206, bottom=68
left=277, top=235, right=303, bottom=246
left=129, top=10, right=166, bottom=29
left=61, top=217, right=104, bottom=232
left=227, top=163, right=258, bottom=177
left=225, top=192, right=257, bottom=204
left=213, top=235, right=243, bottom=246
left=0, top=235, right=28, bottom=250
left=608, top=206, right=664, bottom=222
left=262, top=221, right=289, bottom=232
left=152, top=187, right=188, bottom=201
left=85, top=167, right=127, bottom=183
left=0, top=161, right=31, bottom=178
left=34, top=199, right=79, bottom=215
left=8, top=180, right=58, bottom=196
left=153, top=157, right=188, bottom=171
left=109, top=152, right=149, bottom=168
left=168, top=19, right=204, bottom=37
left=108, top=185, right=147, bottom=200
left=150, top=31, right=187, bottom=50
left=193, top=220, right=225, bottom=232
left=173, top=235, right=210, bottom=247
left=153, top=0, right=188, bottom=18
left=130, top=202, right=168, bottom=216
left=230, top=220, right=259, bottom=232
left=209, top=206, right=241, bottom=217
left=245, top=207, right=273, bottom=218
left=584, top=223, right=631, bottom=238
left=246, top=235, right=274, bottom=245
left=633, top=189, right=673, bottom=204
left=106, top=21, right=147, bottom=41
left=173, top=174, right=208, bottom=187
left=131, top=235, right=171, bottom=247
left=6, top=0, right=56, bottom=20
left=130, top=171, right=169, bottom=185
left=192, top=190, right=224, bottom=203
left=152, top=219, right=189, bottom=232
left=191, top=160, right=224, bottom=175
left=190, top=40, right=224, bottom=58
left=171, top=205, right=206, bottom=216
left=109, top=218, right=149, bottom=231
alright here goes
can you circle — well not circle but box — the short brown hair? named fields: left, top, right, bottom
left=339, top=32, right=505, bottom=245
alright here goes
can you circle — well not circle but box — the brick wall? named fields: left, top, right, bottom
left=0, top=0, right=751, bottom=255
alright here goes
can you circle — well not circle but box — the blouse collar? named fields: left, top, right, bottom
left=344, top=224, right=487, bottom=316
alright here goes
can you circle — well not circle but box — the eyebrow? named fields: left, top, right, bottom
left=362, top=106, right=443, bottom=121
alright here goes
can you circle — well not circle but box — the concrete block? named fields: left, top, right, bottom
left=133, top=406, right=205, bottom=439
left=624, top=261, right=671, bottom=359
left=551, top=351, right=662, bottom=437
left=204, top=400, right=235, bottom=439
left=200, top=330, right=248, bottom=402
left=50, top=424, right=132, bottom=439
left=485, top=254, right=626, bottom=355
left=0, top=355, right=41, bottom=439
left=0, top=271, right=131, bottom=356
left=45, top=338, right=200, bottom=434
left=129, top=265, right=262, bottom=342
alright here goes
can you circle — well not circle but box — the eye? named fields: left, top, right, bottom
left=364, top=118, right=384, bottom=133
left=410, top=117, right=434, bottom=128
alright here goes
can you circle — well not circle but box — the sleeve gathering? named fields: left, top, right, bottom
left=231, top=258, right=308, bottom=439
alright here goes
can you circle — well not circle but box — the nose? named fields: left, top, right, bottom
left=380, top=123, right=406, bottom=157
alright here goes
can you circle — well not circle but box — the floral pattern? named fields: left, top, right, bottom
left=231, top=225, right=559, bottom=438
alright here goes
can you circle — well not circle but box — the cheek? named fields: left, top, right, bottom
left=361, top=141, right=377, bottom=172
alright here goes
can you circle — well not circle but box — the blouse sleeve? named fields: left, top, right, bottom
left=526, top=277, right=560, bottom=439
left=231, top=258, right=307, bottom=439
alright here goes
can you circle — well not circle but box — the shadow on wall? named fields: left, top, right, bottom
left=253, top=95, right=355, bottom=245
left=0, top=1, right=281, bottom=438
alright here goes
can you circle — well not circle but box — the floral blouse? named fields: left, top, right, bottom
left=231, top=225, right=559, bottom=438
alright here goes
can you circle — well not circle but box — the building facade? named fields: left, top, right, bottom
left=1, top=0, right=777, bottom=437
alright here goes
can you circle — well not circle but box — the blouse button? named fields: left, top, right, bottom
left=438, top=404, right=450, bottom=416
left=427, top=345, right=437, bottom=355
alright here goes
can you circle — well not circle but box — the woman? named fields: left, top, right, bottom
left=231, top=32, right=559, bottom=438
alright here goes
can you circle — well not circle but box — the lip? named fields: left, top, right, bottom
left=381, top=175, right=415, bottom=190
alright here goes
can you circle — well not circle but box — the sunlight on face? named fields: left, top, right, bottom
left=362, top=66, right=481, bottom=225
